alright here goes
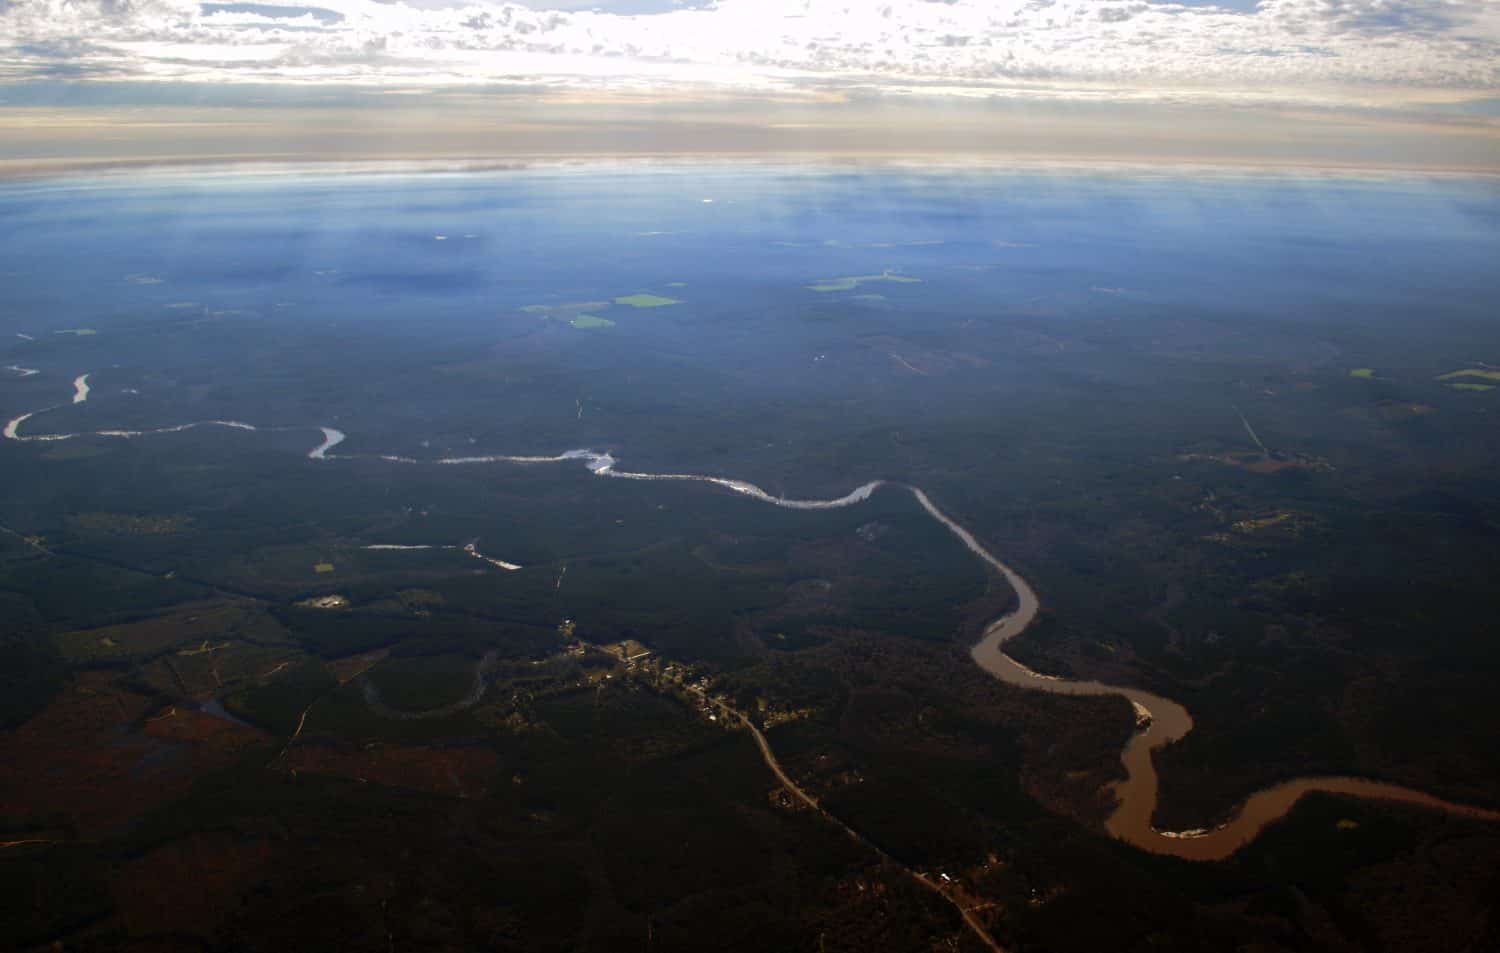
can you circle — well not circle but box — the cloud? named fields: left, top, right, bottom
left=201, top=3, right=346, bottom=24
left=0, top=0, right=1496, bottom=108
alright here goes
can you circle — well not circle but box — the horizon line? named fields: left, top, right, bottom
left=4, top=150, right=1499, bottom=184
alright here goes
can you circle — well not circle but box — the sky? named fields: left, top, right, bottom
left=1, top=0, right=1498, bottom=171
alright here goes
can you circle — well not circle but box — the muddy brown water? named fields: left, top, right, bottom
left=913, top=487, right=1500, bottom=861
left=8, top=370, right=1495, bottom=861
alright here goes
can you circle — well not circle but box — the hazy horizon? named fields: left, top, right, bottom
left=3, top=0, right=1498, bottom=173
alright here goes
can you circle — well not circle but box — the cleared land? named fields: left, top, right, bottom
left=1437, top=368, right=1500, bottom=382
left=613, top=293, right=681, bottom=308
left=54, top=602, right=291, bottom=664
left=807, top=273, right=922, bottom=293
left=570, top=314, right=615, bottom=329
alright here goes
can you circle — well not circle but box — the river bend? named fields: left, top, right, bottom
left=5, top=376, right=1499, bottom=859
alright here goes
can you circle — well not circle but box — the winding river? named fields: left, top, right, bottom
left=5, top=377, right=1499, bottom=860
left=907, top=489, right=1500, bottom=859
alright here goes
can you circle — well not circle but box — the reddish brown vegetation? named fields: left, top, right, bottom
left=112, top=833, right=275, bottom=938
left=0, top=673, right=263, bottom=836
left=281, top=741, right=499, bottom=798
left=324, top=647, right=391, bottom=685
left=144, top=706, right=266, bottom=749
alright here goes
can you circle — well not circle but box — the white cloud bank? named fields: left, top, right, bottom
left=1, top=0, right=1498, bottom=108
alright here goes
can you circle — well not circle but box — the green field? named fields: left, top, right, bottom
left=53, top=602, right=289, bottom=663
left=67, top=512, right=194, bottom=536
left=807, top=273, right=922, bottom=293
left=613, top=293, right=681, bottom=308
left=522, top=301, right=609, bottom=316
left=1437, top=367, right=1500, bottom=382
left=570, top=314, right=616, bottom=329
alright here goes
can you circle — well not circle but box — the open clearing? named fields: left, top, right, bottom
left=807, top=272, right=922, bottom=293
left=613, top=293, right=681, bottom=308
left=1438, top=368, right=1500, bottom=382
left=521, top=301, right=609, bottom=316
left=54, top=602, right=291, bottom=663
left=570, top=314, right=616, bottom=329
left=67, top=512, right=194, bottom=536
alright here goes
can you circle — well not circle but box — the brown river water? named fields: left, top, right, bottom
left=7, top=375, right=1496, bottom=861
left=911, top=488, right=1500, bottom=861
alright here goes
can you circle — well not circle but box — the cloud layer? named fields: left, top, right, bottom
left=1, top=0, right=1498, bottom=108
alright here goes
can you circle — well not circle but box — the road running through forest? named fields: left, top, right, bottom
left=6, top=374, right=1499, bottom=864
